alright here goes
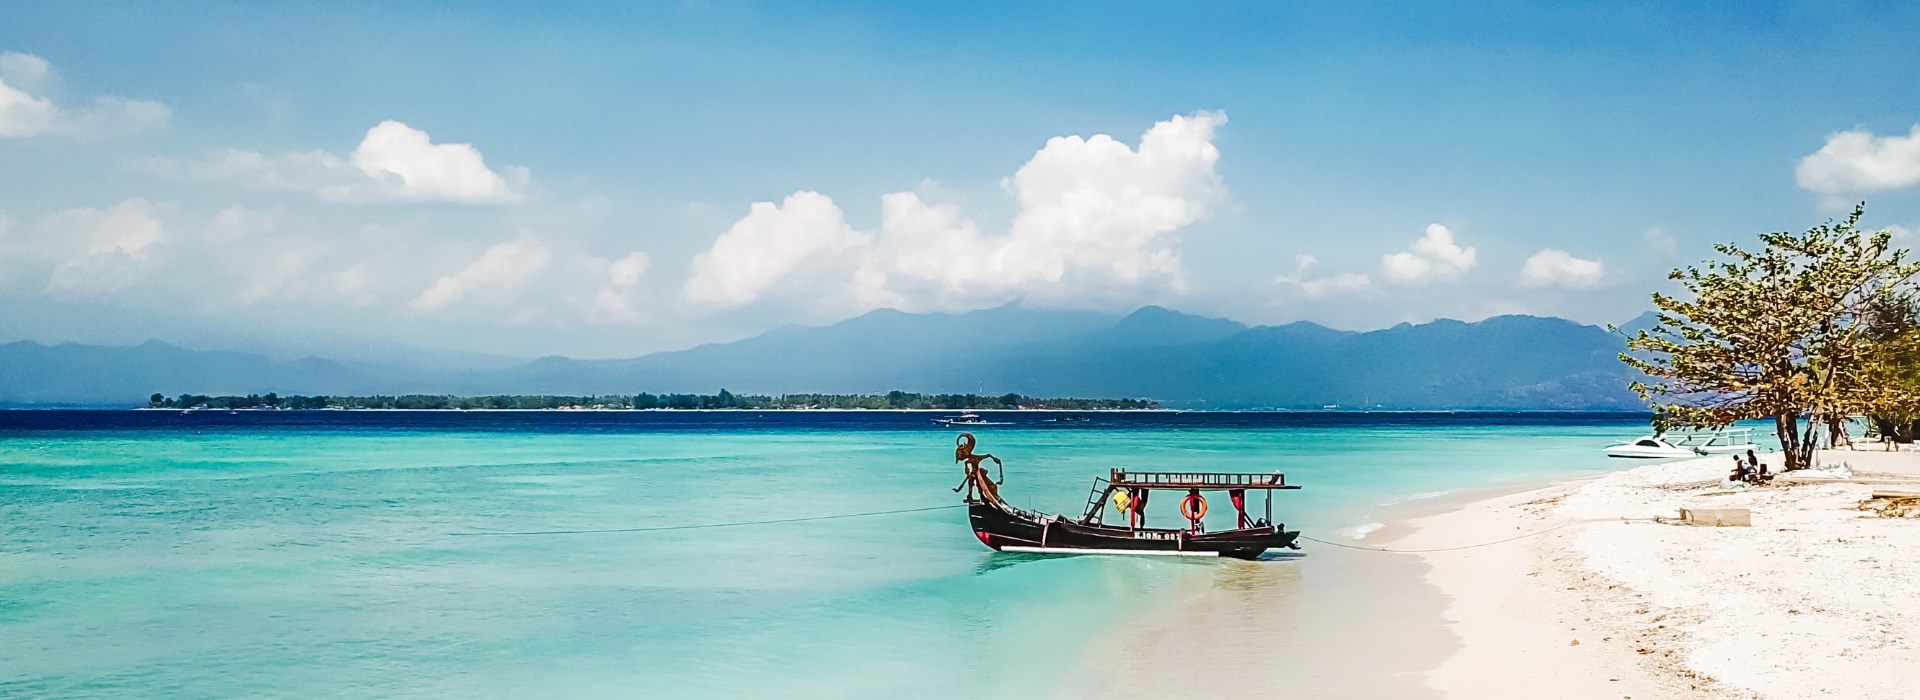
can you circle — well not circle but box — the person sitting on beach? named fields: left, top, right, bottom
left=1730, top=456, right=1749, bottom=483
left=1741, top=450, right=1772, bottom=484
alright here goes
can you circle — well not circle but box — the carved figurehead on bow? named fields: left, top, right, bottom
left=952, top=432, right=1004, bottom=505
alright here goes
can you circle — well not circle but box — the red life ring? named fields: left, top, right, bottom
left=1179, top=493, right=1208, bottom=522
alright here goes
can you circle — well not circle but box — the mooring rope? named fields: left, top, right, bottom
left=450, top=503, right=966, bottom=537
left=1299, top=520, right=1578, bottom=553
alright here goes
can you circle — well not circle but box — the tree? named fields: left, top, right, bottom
left=1622, top=205, right=1920, bottom=471
left=1860, top=295, right=1920, bottom=445
left=148, top=392, right=166, bottom=408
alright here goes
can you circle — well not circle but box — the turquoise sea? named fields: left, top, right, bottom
left=0, top=411, right=1688, bottom=698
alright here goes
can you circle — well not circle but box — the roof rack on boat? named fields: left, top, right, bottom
left=1107, top=470, right=1300, bottom=490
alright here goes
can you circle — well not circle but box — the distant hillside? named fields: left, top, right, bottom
left=0, top=306, right=1653, bottom=409
left=0, top=340, right=373, bottom=405
left=969, top=313, right=1640, bottom=409
left=487, top=305, right=1117, bottom=395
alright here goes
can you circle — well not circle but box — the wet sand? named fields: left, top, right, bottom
left=1070, top=545, right=1453, bottom=698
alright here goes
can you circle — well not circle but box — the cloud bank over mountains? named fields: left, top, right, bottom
left=3, top=36, right=1899, bottom=359
left=1381, top=223, right=1477, bottom=286
left=683, top=111, right=1228, bottom=315
left=0, top=93, right=1655, bottom=355
left=1521, top=249, right=1606, bottom=289
left=136, top=120, right=530, bottom=204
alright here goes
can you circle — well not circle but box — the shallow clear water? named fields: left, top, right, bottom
left=0, top=411, right=1715, bottom=698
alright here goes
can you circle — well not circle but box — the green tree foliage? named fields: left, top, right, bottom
left=1622, top=205, right=1920, bottom=470
left=1861, top=295, right=1920, bottom=444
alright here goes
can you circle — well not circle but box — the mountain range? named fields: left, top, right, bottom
left=0, top=306, right=1657, bottom=409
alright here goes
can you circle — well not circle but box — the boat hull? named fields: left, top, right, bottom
left=1603, top=448, right=1696, bottom=459
left=967, top=502, right=1298, bottom=560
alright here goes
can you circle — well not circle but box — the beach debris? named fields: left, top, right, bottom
left=1856, top=491, right=1920, bottom=518
left=1784, top=462, right=1854, bottom=480
left=1655, top=507, right=1751, bottom=527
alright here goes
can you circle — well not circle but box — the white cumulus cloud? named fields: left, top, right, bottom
left=1275, top=254, right=1372, bottom=298
left=1, top=193, right=657, bottom=335
left=586, top=251, right=652, bottom=324
left=136, top=120, right=528, bottom=204
left=0, top=52, right=49, bottom=87
left=684, top=111, right=1228, bottom=313
left=408, top=233, right=654, bottom=325
left=0, top=52, right=168, bottom=138
left=1520, top=248, right=1606, bottom=289
left=349, top=120, right=523, bottom=203
left=1796, top=125, right=1920, bottom=195
left=1644, top=226, right=1677, bottom=257
left=40, top=198, right=166, bottom=298
left=682, top=191, right=868, bottom=307
left=1380, top=223, right=1476, bottom=286
left=410, top=236, right=553, bottom=312
left=0, top=74, right=54, bottom=137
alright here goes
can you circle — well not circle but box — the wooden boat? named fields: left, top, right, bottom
left=952, top=433, right=1302, bottom=559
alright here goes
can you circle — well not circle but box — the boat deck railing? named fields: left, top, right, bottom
left=1108, top=470, right=1300, bottom=490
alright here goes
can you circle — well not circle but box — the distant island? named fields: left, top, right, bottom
left=5, top=307, right=1654, bottom=409
left=145, top=391, right=1162, bottom=411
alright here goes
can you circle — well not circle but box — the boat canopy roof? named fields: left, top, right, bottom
left=1108, top=469, right=1300, bottom=490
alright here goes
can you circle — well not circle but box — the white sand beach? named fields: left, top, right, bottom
left=1395, top=449, right=1920, bottom=699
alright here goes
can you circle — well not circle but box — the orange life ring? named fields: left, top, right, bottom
left=1179, top=493, right=1208, bottom=522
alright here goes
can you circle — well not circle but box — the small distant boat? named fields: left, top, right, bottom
left=933, top=413, right=1009, bottom=426
left=952, top=433, right=1302, bottom=559
left=1044, top=414, right=1090, bottom=424
left=1603, top=435, right=1695, bottom=459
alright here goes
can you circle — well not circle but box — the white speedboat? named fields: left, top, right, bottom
left=1671, top=428, right=1759, bottom=455
left=1603, top=435, right=1695, bottom=459
left=933, top=413, right=1009, bottom=427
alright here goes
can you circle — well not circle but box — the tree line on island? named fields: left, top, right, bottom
left=1623, top=203, right=1920, bottom=470
left=146, top=390, right=1161, bottom=411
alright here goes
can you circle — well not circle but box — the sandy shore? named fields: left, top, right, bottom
left=1392, top=448, right=1920, bottom=699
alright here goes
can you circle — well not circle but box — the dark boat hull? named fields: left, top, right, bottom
left=967, top=501, right=1299, bottom=560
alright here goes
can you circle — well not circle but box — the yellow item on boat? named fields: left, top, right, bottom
left=1112, top=490, right=1132, bottom=513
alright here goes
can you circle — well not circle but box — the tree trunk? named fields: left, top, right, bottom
left=1799, top=414, right=1822, bottom=470
left=1775, top=414, right=1803, bottom=471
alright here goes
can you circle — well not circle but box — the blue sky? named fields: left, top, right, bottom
left=2, top=1, right=1918, bottom=359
